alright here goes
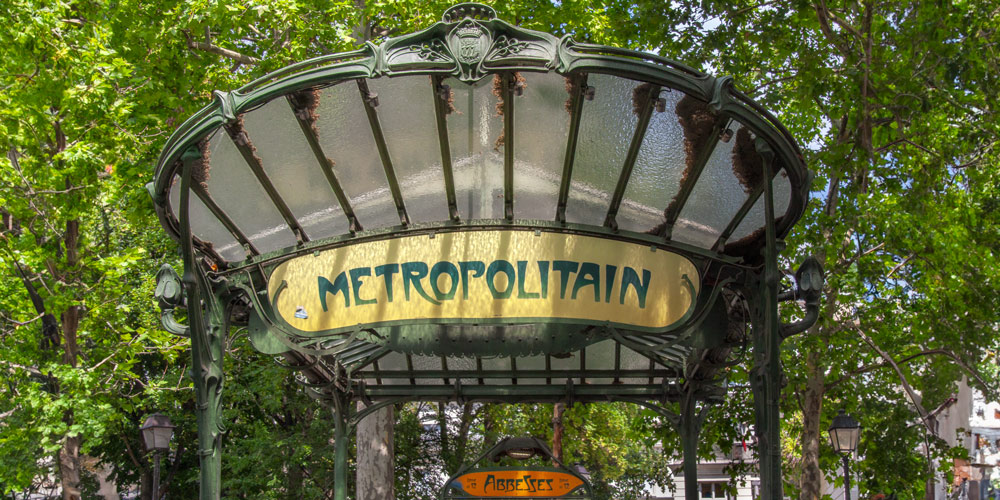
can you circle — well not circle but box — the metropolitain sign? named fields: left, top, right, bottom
left=268, top=230, right=699, bottom=334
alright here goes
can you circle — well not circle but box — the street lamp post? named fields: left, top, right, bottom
left=828, top=409, right=861, bottom=500
left=141, top=414, right=175, bottom=500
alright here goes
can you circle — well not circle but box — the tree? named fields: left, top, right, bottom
left=611, top=0, right=1000, bottom=497
left=2, top=1, right=997, bottom=499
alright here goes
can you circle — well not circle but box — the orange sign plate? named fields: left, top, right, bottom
left=452, top=470, right=583, bottom=497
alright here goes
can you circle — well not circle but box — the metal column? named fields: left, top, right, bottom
left=179, top=148, right=228, bottom=500
left=749, top=139, right=783, bottom=499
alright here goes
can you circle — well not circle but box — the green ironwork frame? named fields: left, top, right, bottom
left=150, top=4, right=822, bottom=500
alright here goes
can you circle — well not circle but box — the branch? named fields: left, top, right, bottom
left=121, top=433, right=144, bottom=472
left=813, top=1, right=856, bottom=59
left=887, top=254, right=914, bottom=278
left=853, top=327, right=934, bottom=435
left=183, top=33, right=258, bottom=64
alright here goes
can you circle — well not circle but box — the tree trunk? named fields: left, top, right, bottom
left=59, top=435, right=81, bottom=500
left=356, top=405, right=394, bottom=500
left=59, top=219, right=82, bottom=500
left=799, top=348, right=825, bottom=500
left=453, top=403, right=474, bottom=467
left=552, top=403, right=565, bottom=462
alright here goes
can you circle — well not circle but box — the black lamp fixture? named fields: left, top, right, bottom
left=828, top=409, right=861, bottom=500
left=141, top=413, right=175, bottom=499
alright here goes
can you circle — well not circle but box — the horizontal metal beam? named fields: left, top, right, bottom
left=358, top=383, right=725, bottom=401
left=354, top=369, right=682, bottom=380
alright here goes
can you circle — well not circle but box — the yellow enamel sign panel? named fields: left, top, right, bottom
left=268, top=230, right=699, bottom=333
left=452, top=470, right=583, bottom=497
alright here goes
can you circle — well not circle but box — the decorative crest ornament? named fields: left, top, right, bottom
left=454, top=22, right=488, bottom=63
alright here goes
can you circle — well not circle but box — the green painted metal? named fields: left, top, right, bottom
left=659, top=114, right=730, bottom=240
left=287, top=91, right=362, bottom=233
left=679, top=384, right=709, bottom=500
left=149, top=5, right=811, bottom=262
left=501, top=71, right=515, bottom=220
left=555, top=73, right=588, bottom=223
left=356, top=78, right=410, bottom=226
left=711, top=180, right=765, bottom=252
left=147, top=5, right=827, bottom=500
left=223, top=121, right=309, bottom=244
left=750, top=138, right=783, bottom=500
left=179, top=147, right=229, bottom=500
left=431, top=74, right=461, bottom=221
left=191, top=183, right=260, bottom=257
left=604, top=83, right=661, bottom=230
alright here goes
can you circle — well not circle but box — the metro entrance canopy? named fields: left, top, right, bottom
left=150, top=4, right=823, bottom=499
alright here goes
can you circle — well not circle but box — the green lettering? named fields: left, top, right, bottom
left=572, top=262, right=600, bottom=301
left=516, top=261, right=540, bottom=299
left=552, top=260, right=578, bottom=299
left=318, top=273, right=350, bottom=310
left=620, top=267, right=651, bottom=308
left=402, top=262, right=441, bottom=305
left=486, top=260, right=515, bottom=299
left=484, top=475, right=495, bottom=491
left=537, top=261, right=549, bottom=299
left=349, top=267, right=377, bottom=306
left=604, top=264, right=618, bottom=302
left=459, top=261, right=485, bottom=299
left=430, top=261, right=459, bottom=301
left=374, top=264, right=399, bottom=302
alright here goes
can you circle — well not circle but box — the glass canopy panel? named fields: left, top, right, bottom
left=445, top=355, right=479, bottom=386
left=516, top=355, right=547, bottom=385
left=445, top=76, right=504, bottom=220
left=620, top=345, right=657, bottom=384
left=547, top=352, right=577, bottom=386
left=564, top=74, right=642, bottom=225
left=728, top=168, right=793, bottom=242
left=168, top=175, right=247, bottom=262
left=241, top=98, right=348, bottom=240
left=375, top=351, right=409, bottom=385
left=204, top=130, right=297, bottom=254
left=313, top=82, right=400, bottom=231
left=411, top=355, right=443, bottom=385
left=512, top=71, right=570, bottom=220
left=616, top=90, right=688, bottom=233
left=672, top=122, right=751, bottom=249
left=366, top=76, right=449, bottom=223
left=584, top=340, right=617, bottom=384
left=481, top=356, right=510, bottom=385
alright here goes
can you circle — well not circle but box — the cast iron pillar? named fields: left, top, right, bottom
left=749, top=140, right=784, bottom=500
left=679, top=384, right=707, bottom=500
left=179, top=147, right=228, bottom=500
left=331, top=390, right=354, bottom=500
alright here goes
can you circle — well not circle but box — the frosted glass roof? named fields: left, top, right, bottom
left=158, top=72, right=801, bottom=265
